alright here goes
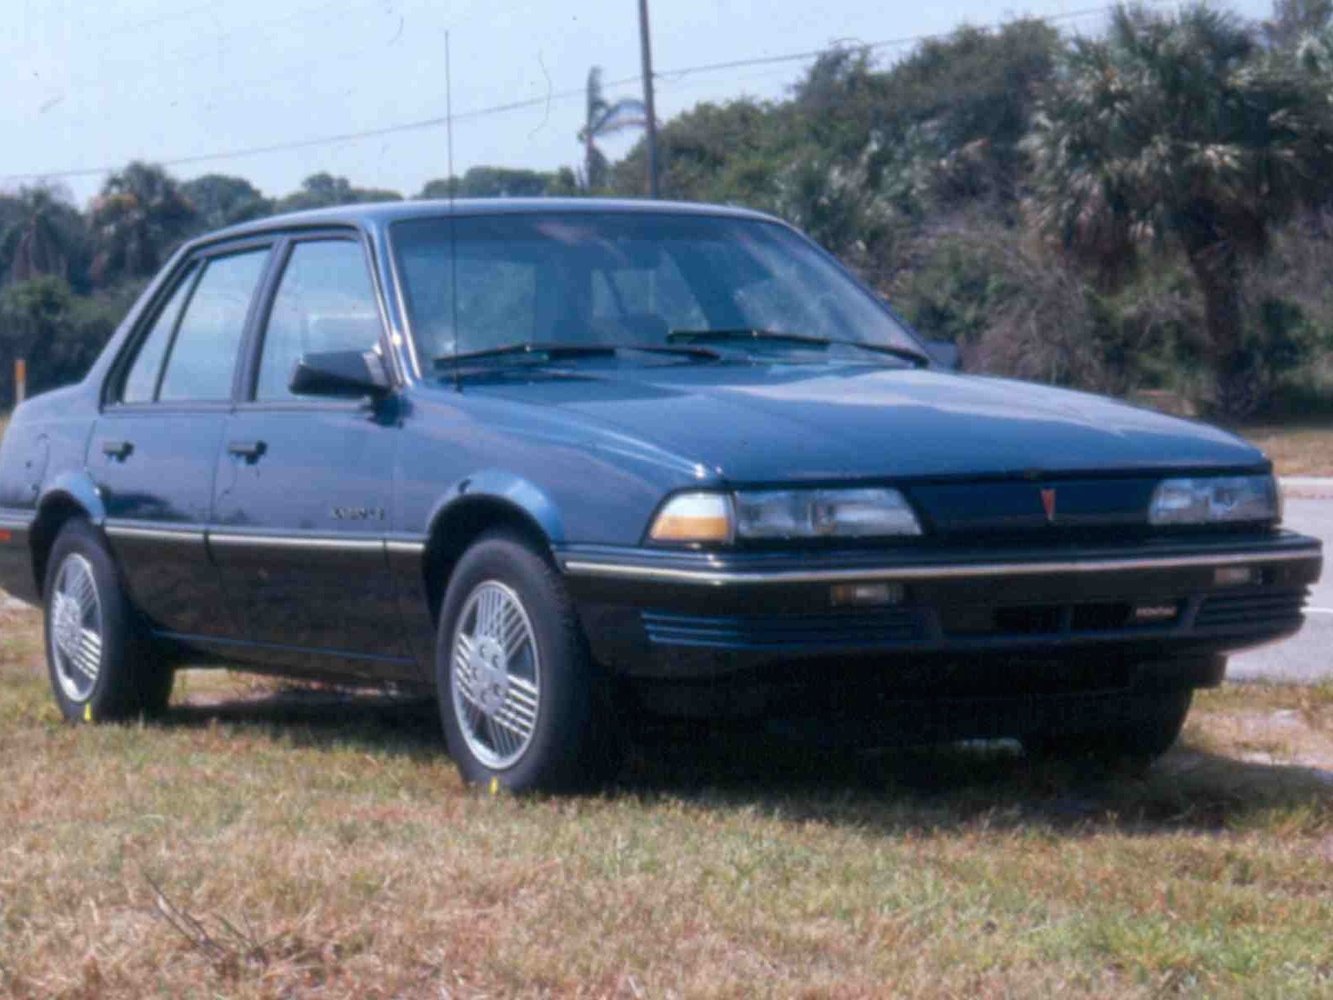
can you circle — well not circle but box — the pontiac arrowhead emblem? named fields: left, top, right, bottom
left=1040, top=488, right=1057, bottom=523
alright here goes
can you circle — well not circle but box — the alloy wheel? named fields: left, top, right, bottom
left=50, top=553, right=104, bottom=703
left=450, top=580, right=541, bottom=769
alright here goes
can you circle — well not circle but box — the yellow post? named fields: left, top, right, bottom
left=14, top=358, right=25, bottom=405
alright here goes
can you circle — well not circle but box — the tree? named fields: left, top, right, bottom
left=89, top=162, right=196, bottom=283
left=578, top=67, right=646, bottom=191
left=0, top=186, right=91, bottom=289
left=0, top=277, right=117, bottom=405
left=1264, top=0, right=1333, bottom=49
left=417, top=166, right=578, bottom=199
left=785, top=25, right=1059, bottom=214
left=1026, top=4, right=1333, bottom=415
left=275, top=173, right=403, bottom=212
left=609, top=99, right=786, bottom=204
left=180, top=174, right=272, bottom=231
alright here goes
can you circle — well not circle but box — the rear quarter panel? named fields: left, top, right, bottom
left=0, top=387, right=100, bottom=601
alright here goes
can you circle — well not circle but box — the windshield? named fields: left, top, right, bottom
left=389, top=212, right=922, bottom=366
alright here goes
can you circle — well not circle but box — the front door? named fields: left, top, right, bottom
left=209, top=235, right=410, bottom=679
left=93, top=244, right=273, bottom=638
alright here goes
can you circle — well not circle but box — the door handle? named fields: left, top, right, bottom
left=227, top=440, right=268, bottom=463
left=101, top=440, right=134, bottom=462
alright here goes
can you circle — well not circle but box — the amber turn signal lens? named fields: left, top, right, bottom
left=649, top=492, right=734, bottom=543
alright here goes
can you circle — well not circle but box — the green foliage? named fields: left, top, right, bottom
left=795, top=22, right=1060, bottom=211
left=0, top=186, right=92, bottom=292
left=90, top=161, right=196, bottom=284
left=275, top=173, right=403, bottom=212
left=610, top=99, right=789, bottom=204
left=1264, top=0, right=1333, bottom=48
left=1026, top=3, right=1333, bottom=414
left=417, top=166, right=578, bottom=199
left=0, top=277, right=124, bottom=405
left=894, top=235, right=1011, bottom=347
left=180, top=174, right=272, bottom=231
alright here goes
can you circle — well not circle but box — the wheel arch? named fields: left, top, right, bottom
left=421, top=473, right=565, bottom=623
left=30, top=473, right=106, bottom=597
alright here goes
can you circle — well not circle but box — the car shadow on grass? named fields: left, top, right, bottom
left=622, top=722, right=1333, bottom=835
left=162, top=686, right=1333, bottom=835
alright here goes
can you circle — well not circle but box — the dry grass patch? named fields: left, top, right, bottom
left=0, top=596, right=1331, bottom=997
left=1237, top=421, right=1333, bottom=477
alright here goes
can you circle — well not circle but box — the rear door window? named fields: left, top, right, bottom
left=119, top=266, right=197, bottom=403
left=158, top=248, right=270, bottom=402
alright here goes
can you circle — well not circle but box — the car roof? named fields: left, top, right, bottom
left=199, top=197, right=784, bottom=246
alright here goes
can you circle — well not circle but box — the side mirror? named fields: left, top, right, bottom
left=289, top=350, right=391, bottom=399
left=925, top=339, right=962, bottom=372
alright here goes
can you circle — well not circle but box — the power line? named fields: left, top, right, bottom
left=1, top=0, right=1182, bottom=185
left=651, top=0, right=1183, bottom=82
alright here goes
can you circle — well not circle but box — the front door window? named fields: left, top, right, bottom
left=254, top=239, right=382, bottom=400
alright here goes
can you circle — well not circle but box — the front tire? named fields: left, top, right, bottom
left=43, top=519, right=174, bottom=723
left=435, top=531, right=619, bottom=793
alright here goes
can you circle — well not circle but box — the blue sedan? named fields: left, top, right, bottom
left=0, top=200, right=1322, bottom=791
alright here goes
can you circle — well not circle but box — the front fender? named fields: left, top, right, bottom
left=424, top=469, right=566, bottom=544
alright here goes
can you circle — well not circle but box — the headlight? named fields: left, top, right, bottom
left=734, top=488, right=922, bottom=540
left=648, top=492, right=735, bottom=543
left=649, top=488, right=923, bottom=543
left=1148, top=476, right=1279, bottom=526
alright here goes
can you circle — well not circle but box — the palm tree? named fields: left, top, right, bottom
left=1027, top=4, right=1333, bottom=415
left=0, top=186, right=87, bottom=286
left=578, top=67, right=646, bottom=192
left=90, top=162, right=196, bottom=283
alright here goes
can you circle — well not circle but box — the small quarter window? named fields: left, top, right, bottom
left=119, top=266, right=196, bottom=403
left=255, top=240, right=382, bottom=400
left=158, top=248, right=270, bottom=402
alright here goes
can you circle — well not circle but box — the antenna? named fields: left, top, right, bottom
left=446, top=29, right=461, bottom=390
left=445, top=29, right=456, bottom=201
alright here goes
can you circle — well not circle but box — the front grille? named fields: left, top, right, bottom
left=941, top=600, right=1169, bottom=638
left=1195, top=589, right=1307, bottom=631
left=641, top=609, right=926, bottom=650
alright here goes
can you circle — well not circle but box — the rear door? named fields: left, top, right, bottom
left=209, top=233, right=410, bottom=679
left=92, top=242, right=273, bottom=637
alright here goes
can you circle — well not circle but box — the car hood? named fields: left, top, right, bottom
left=462, top=362, right=1265, bottom=483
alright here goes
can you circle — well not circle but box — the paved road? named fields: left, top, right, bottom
left=1230, top=491, right=1332, bottom=684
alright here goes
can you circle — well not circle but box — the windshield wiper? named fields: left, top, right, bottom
left=433, top=341, right=720, bottom=370
left=667, top=329, right=931, bottom=368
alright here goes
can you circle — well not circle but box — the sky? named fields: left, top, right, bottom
left=4, top=0, right=1277, bottom=206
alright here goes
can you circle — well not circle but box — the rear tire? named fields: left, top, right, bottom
left=1025, top=690, right=1192, bottom=772
left=43, top=518, right=174, bottom=723
left=435, top=531, right=620, bottom=793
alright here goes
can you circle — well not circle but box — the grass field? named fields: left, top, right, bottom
left=1, top=597, right=1331, bottom=998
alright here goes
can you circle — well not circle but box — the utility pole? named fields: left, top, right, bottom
left=637, top=0, right=660, bottom=199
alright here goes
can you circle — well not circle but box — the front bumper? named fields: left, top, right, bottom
left=559, top=531, right=1323, bottom=680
